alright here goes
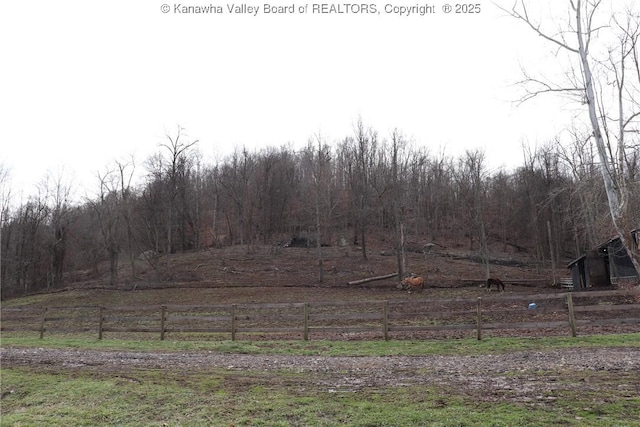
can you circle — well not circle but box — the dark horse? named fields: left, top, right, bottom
left=486, top=278, right=505, bottom=291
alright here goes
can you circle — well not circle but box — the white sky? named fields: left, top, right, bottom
left=1, top=1, right=589, bottom=201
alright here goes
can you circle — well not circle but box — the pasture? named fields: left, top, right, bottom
left=2, top=244, right=640, bottom=425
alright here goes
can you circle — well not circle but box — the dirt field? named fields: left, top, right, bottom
left=67, top=237, right=556, bottom=292
left=3, top=345, right=640, bottom=407
left=5, top=241, right=640, bottom=342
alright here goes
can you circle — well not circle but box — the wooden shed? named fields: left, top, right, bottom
left=567, top=235, right=639, bottom=289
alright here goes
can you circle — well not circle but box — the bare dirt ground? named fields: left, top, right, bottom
left=2, top=346, right=640, bottom=404
left=86, top=236, right=556, bottom=291
left=7, top=239, right=640, bottom=341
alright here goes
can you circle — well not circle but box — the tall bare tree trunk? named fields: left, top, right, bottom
left=316, top=197, right=323, bottom=283
left=395, top=214, right=406, bottom=281
left=574, top=1, right=640, bottom=275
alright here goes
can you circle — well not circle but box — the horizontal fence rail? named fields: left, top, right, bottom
left=2, top=289, right=639, bottom=341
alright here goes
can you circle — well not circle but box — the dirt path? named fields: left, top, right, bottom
left=3, top=347, right=640, bottom=400
left=3, top=346, right=640, bottom=373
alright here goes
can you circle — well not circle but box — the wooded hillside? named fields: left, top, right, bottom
left=1, top=121, right=638, bottom=298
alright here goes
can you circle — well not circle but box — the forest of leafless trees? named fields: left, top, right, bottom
left=1, top=120, right=638, bottom=299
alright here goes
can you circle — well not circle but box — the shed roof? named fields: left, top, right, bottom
left=567, top=254, right=586, bottom=268
left=597, top=236, right=620, bottom=250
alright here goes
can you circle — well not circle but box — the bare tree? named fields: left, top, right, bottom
left=201, top=162, right=222, bottom=248
left=557, top=129, right=606, bottom=250
left=160, top=127, right=198, bottom=259
left=192, top=150, right=203, bottom=250
left=218, top=147, right=255, bottom=247
left=500, top=0, right=640, bottom=274
left=463, top=149, right=491, bottom=278
left=89, top=168, right=122, bottom=287
left=343, top=117, right=377, bottom=259
left=40, top=171, right=73, bottom=289
left=9, top=198, right=48, bottom=296
left=421, top=150, right=452, bottom=242
left=302, top=135, right=332, bottom=283
left=252, top=146, right=297, bottom=243
left=389, top=129, right=408, bottom=281
left=116, top=157, right=138, bottom=281
left=0, top=163, right=10, bottom=294
left=89, top=159, right=138, bottom=288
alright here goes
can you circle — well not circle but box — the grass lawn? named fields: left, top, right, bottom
left=3, top=333, right=640, bottom=356
left=5, top=367, right=637, bottom=426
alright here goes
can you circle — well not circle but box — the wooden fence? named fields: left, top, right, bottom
left=2, top=289, right=639, bottom=341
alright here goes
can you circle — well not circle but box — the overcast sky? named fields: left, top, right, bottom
left=1, top=1, right=595, bottom=201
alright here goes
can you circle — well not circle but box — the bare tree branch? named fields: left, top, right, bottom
left=495, top=0, right=580, bottom=53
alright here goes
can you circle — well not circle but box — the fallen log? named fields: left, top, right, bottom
left=348, top=273, right=398, bottom=286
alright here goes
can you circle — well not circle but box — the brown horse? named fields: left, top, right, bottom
left=401, top=276, right=425, bottom=291
left=486, top=277, right=505, bottom=291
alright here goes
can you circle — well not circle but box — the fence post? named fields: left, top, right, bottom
left=98, top=306, right=104, bottom=340
left=39, top=307, right=47, bottom=339
left=566, top=293, right=577, bottom=337
left=476, top=297, right=482, bottom=341
left=382, top=300, right=389, bottom=341
left=231, top=304, right=237, bottom=341
left=303, top=303, right=309, bottom=341
left=160, top=305, right=166, bottom=341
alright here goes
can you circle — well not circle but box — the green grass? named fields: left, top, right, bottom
left=2, top=332, right=639, bottom=356
left=4, top=367, right=637, bottom=426
left=2, top=334, right=639, bottom=425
